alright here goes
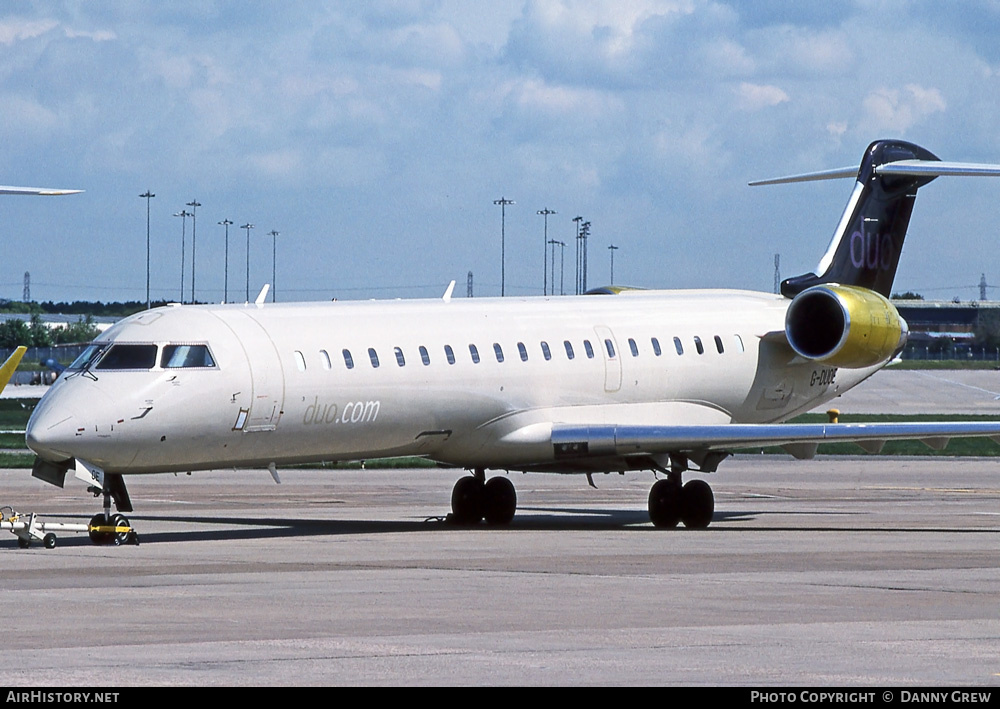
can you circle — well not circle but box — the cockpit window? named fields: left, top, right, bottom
left=94, top=344, right=158, bottom=370
left=68, top=344, right=107, bottom=370
left=161, top=344, right=216, bottom=368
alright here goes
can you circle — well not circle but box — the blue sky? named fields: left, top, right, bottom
left=3, top=0, right=1000, bottom=303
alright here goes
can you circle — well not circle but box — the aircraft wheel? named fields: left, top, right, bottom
left=451, top=476, right=485, bottom=524
left=483, top=476, right=517, bottom=525
left=680, top=479, right=714, bottom=529
left=110, top=514, right=132, bottom=546
left=648, top=478, right=681, bottom=528
left=89, top=513, right=114, bottom=545
left=43, top=533, right=57, bottom=549
left=17, top=536, right=29, bottom=549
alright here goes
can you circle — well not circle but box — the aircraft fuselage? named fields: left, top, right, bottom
left=26, top=289, right=871, bottom=476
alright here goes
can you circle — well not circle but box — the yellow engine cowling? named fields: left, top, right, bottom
left=784, top=284, right=908, bottom=368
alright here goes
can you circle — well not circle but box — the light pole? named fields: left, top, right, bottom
left=580, top=221, right=591, bottom=293
left=187, top=200, right=201, bottom=303
left=548, top=238, right=558, bottom=297
left=608, top=244, right=619, bottom=284
left=572, top=216, right=583, bottom=294
left=268, top=230, right=279, bottom=302
left=537, top=208, right=556, bottom=296
left=173, top=210, right=191, bottom=303
left=494, top=197, right=514, bottom=296
left=219, top=219, right=233, bottom=303
left=555, top=240, right=566, bottom=295
left=242, top=223, right=254, bottom=302
left=140, top=191, right=154, bottom=309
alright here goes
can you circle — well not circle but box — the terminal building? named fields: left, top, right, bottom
left=893, top=300, right=1000, bottom=361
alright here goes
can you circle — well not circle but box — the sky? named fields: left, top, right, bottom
left=3, top=0, right=1000, bottom=305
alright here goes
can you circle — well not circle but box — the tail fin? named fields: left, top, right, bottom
left=752, top=140, right=1000, bottom=298
left=0, top=346, right=27, bottom=392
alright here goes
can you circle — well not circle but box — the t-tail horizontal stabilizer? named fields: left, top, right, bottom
left=751, top=140, right=1000, bottom=298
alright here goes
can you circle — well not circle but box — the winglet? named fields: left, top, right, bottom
left=254, top=284, right=270, bottom=306
left=0, top=346, right=27, bottom=392
left=442, top=280, right=456, bottom=303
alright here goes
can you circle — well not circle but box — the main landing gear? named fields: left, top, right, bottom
left=450, top=468, right=517, bottom=525
left=449, top=459, right=716, bottom=529
left=648, top=475, right=714, bottom=529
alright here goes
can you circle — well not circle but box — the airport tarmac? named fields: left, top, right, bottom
left=1, top=458, right=999, bottom=686
left=819, top=368, right=1000, bottom=415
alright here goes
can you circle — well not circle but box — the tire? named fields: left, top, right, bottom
left=43, top=533, right=57, bottom=549
left=648, top=478, right=680, bottom=528
left=89, top=513, right=114, bottom=545
left=483, top=476, right=517, bottom=525
left=110, top=514, right=131, bottom=546
left=451, top=476, right=485, bottom=524
left=680, top=479, right=714, bottom=529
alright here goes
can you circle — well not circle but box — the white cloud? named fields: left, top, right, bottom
left=861, top=84, right=947, bottom=132
left=0, top=18, right=57, bottom=45
left=0, top=94, right=60, bottom=134
left=736, top=82, right=789, bottom=111
left=64, top=27, right=116, bottom=42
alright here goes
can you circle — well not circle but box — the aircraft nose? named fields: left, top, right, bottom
left=26, top=399, right=79, bottom=462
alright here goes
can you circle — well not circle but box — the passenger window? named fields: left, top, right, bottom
left=444, top=345, right=455, bottom=365
left=368, top=348, right=380, bottom=368
left=733, top=334, right=745, bottom=353
left=343, top=349, right=354, bottom=369
left=161, top=344, right=215, bottom=369
left=564, top=341, right=574, bottom=360
left=320, top=350, right=332, bottom=370
left=518, top=342, right=528, bottom=361
left=469, top=344, right=480, bottom=364
left=394, top=346, right=405, bottom=367
left=694, top=337, right=704, bottom=355
left=419, top=346, right=430, bottom=366
left=540, top=341, right=552, bottom=361
left=604, top=339, right=615, bottom=358
left=493, top=343, right=504, bottom=363
left=628, top=338, right=638, bottom=357
left=673, top=337, right=683, bottom=355
left=584, top=340, right=594, bottom=359
left=293, top=350, right=306, bottom=372
left=96, top=344, right=157, bottom=370
left=651, top=337, right=661, bottom=356
left=714, top=335, right=724, bottom=354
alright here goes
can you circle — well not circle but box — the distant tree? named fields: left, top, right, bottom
left=54, top=315, right=101, bottom=344
left=28, top=314, right=52, bottom=347
left=891, top=291, right=924, bottom=300
left=0, top=318, right=30, bottom=348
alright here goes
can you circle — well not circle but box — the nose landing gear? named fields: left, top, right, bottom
left=86, top=470, right=139, bottom=545
left=88, top=512, right=139, bottom=546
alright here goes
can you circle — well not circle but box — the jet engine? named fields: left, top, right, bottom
left=784, top=284, right=908, bottom=368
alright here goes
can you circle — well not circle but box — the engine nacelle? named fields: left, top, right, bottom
left=784, top=284, right=908, bottom=368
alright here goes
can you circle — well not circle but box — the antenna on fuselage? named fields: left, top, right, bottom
left=254, top=284, right=270, bottom=306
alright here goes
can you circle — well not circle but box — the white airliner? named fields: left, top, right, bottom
left=23, top=140, right=1000, bottom=543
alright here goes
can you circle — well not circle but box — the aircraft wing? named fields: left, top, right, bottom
left=551, top=421, right=1000, bottom=461
left=0, top=186, right=82, bottom=196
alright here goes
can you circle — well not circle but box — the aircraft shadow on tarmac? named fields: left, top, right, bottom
left=7, top=507, right=996, bottom=548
